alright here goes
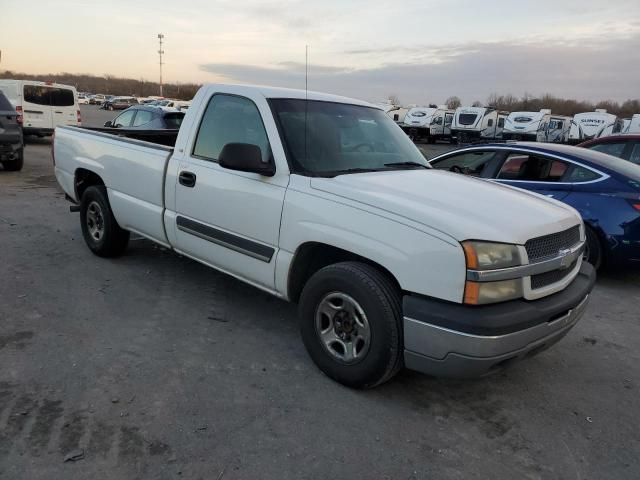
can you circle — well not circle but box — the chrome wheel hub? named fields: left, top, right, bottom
left=86, top=201, right=105, bottom=242
left=315, top=292, right=371, bottom=364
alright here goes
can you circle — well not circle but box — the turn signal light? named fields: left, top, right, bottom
left=16, top=106, right=23, bottom=125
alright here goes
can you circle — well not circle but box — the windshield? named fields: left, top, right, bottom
left=270, top=99, right=428, bottom=175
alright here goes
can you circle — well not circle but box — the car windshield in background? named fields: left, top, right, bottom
left=164, top=112, right=185, bottom=128
left=458, top=113, right=478, bottom=125
left=269, top=99, right=429, bottom=176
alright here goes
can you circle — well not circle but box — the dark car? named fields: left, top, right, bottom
left=578, top=135, right=640, bottom=165
left=430, top=142, right=640, bottom=269
left=103, top=97, right=138, bottom=111
left=104, top=106, right=185, bottom=129
left=0, top=91, right=24, bottom=171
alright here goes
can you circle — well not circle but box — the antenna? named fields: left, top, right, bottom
left=304, top=45, right=309, bottom=165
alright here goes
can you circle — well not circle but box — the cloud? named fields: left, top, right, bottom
left=200, top=33, right=640, bottom=104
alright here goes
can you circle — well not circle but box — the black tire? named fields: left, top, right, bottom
left=80, top=185, right=129, bottom=257
left=2, top=147, right=24, bottom=171
left=584, top=225, right=603, bottom=270
left=299, top=261, right=403, bottom=389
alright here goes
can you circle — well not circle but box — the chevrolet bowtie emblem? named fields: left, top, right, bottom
left=558, top=249, right=573, bottom=270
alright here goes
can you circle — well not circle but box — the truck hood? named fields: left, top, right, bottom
left=310, top=170, right=579, bottom=245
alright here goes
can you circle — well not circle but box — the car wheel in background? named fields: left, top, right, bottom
left=584, top=225, right=603, bottom=270
left=2, top=147, right=24, bottom=171
left=298, top=261, right=403, bottom=389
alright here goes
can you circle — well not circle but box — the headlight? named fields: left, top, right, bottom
left=462, top=241, right=521, bottom=270
left=461, top=241, right=523, bottom=305
left=463, top=279, right=523, bottom=305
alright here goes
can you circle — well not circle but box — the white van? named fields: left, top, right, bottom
left=0, top=79, right=81, bottom=136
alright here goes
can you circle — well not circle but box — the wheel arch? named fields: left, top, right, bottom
left=74, top=168, right=105, bottom=201
left=287, top=241, right=402, bottom=304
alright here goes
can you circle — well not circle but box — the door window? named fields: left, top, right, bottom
left=51, top=88, right=75, bottom=107
left=112, top=110, right=136, bottom=128
left=487, top=119, right=494, bottom=127
left=193, top=94, right=270, bottom=162
left=588, top=142, right=626, bottom=158
left=432, top=151, right=497, bottom=176
left=23, top=85, right=51, bottom=106
left=565, top=165, right=601, bottom=182
left=498, top=117, right=505, bottom=128
left=497, top=154, right=569, bottom=182
left=628, top=143, right=640, bottom=165
left=132, top=110, right=154, bottom=127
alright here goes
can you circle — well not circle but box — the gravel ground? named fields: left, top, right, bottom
left=0, top=115, right=639, bottom=479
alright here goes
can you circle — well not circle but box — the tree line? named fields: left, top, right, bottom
left=0, top=70, right=200, bottom=100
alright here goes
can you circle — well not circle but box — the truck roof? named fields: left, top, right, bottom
left=201, top=83, right=377, bottom=109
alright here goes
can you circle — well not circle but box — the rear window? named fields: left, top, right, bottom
left=24, top=85, right=51, bottom=106
left=458, top=113, right=477, bottom=125
left=0, top=91, right=15, bottom=111
left=164, top=112, right=185, bottom=128
left=51, top=88, right=75, bottom=107
left=588, top=142, right=626, bottom=158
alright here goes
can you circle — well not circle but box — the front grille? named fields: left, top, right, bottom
left=530, top=259, right=578, bottom=289
left=525, top=226, right=581, bottom=262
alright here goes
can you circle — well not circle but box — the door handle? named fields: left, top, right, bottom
left=178, top=171, right=197, bottom=188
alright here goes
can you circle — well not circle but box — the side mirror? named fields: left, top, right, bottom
left=104, top=121, right=113, bottom=127
left=218, top=143, right=275, bottom=177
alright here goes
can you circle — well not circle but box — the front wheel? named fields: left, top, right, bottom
left=80, top=186, right=129, bottom=257
left=299, top=262, right=403, bottom=389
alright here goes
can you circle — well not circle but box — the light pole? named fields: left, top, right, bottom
left=157, top=33, right=165, bottom=97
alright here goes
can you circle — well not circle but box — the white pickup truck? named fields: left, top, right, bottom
left=53, top=84, right=596, bottom=388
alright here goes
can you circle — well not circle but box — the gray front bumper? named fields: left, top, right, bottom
left=404, top=294, right=588, bottom=378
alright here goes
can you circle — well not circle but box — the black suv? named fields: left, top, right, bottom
left=0, top=91, right=23, bottom=171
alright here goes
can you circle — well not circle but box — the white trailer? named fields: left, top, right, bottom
left=386, top=106, right=410, bottom=125
left=503, top=109, right=562, bottom=142
left=451, top=107, right=508, bottom=143
left=622, top=114, right=640, bottom=134
left=568, top=109, right=623, bottom=144
left=402, top=106, right=454, bottom=143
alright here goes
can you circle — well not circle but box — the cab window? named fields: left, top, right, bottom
left=193, top=94, right=270, bottom=163
left=497, top=154, right=569, bottom=182
left=431, top=151, right=497, bottom=177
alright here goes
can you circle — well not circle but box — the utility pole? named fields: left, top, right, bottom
left=157, top=33, right=165, bottom=97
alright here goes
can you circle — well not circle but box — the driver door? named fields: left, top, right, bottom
left=172, top=93, right=287, bottom=290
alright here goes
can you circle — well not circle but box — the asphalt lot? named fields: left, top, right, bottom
left=0, top=108, right=639, bottom=479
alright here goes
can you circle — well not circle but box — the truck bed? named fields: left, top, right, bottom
left=54, top=125, right=174, bottom=246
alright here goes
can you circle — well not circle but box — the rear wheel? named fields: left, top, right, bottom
left=584, top=225, right=603, bottom=270
left=2, top=147, right=24, bottom=171
left=80, top=186, right=129, bottom=257
left=299, top=262, right=403, bottom=389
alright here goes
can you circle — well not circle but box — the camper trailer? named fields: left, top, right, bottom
left=402, top=106, right=454, bottom=143
left=386, top=106, right=410, bottom=125
left=502, top=109, right=564, bottom=142
left=568, top=109, right=623, bottom=144
left=450, top=107, right=508, bottom=143
left=622, top=114, right=640, bottom=134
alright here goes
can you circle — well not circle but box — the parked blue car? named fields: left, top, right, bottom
left=429, top=142, right=640, bottom=268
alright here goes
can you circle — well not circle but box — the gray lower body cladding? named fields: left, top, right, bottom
left=402, top=262, right=596, bottom=378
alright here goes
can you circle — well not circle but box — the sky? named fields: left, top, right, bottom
left=1, top=0, right=639, bottom=105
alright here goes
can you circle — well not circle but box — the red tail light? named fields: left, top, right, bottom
left=77, top=109, right=82, bottom=125
left=16, top=105, right=23, bottom=125
left=630, top=201, right=640, bottom=212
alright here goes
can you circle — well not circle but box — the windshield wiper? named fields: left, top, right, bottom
left=383, top=162, right=429, bottom=169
